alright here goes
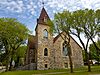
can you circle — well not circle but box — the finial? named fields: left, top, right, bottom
left=42, top=0, right=44, bottom=7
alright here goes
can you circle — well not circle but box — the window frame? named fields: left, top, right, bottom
left=44, top=48, right=48, bottom=56
left=62, top=42, right=68, bottom=56
left=64, top=63, right=68, bottom=68
left=43, top=29, right=48, bottom=39
left=44, top=64, right=48, bottom=68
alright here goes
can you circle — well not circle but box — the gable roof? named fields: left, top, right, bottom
left=53, top=32, right=63, bottom=43
left=35, top=7, right=50, bottom=31
left=37, top=7, right=50, bottom=24
left=53, top=33, right=82, bottom=49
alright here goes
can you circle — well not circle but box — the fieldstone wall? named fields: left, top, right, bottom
left=25, top=24, right=84, bottom=70
left=54, top=36, right=70, bottom=69
left=53, top=35, right=84, bottom=69
left=36, top=24, right=54, bottom=70
left=70, top=37, right=84, bottom=68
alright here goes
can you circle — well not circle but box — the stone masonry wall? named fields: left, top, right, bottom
left=54, top=35, right=84, bottom=69
left=35, top=24, right=83, bottom=70
left=36, top=24, right=54, bottom=70
left=70, top=37, right=84, bottom=68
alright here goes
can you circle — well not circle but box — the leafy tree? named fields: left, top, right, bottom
left=15, top=45, right=27, bottom=67
left=70, top=9, right=93, bottom=72
left=89, top=40, right=100, bottom=62
left=0, top=18, right=30, bottom=71
left=50, top=9, right=99, bottom=72
left=82, top=9, right=100, bottom=54
left=0, top=40, right=3, bottom=55
left=0, top=40, right=3, bottom=50
left=49, top=11, right=74, bottom=73
left=82, top=50, right=86, bottom=62
left=95, top=9, right=100, bottom=37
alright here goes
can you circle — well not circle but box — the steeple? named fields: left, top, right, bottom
left=37, top=7, right=50, bottom=24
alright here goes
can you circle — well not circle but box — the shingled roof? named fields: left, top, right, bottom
left=37, top=7, right=50, bottom=24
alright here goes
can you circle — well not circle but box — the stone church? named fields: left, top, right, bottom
left=25, top=7, right=84, bottom=70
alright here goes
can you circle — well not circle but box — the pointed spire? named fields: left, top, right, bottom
left=37, top=7, right=50, bottom=24
left=42, top=0, right=44, bottom=7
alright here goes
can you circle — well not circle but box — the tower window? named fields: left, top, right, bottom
left=43, top=29, right=48, bottom=39
left=44, top=48, right=48, bottom=56
left=62, top=42, right=68, bottom=56
left=44, top=64, right=48, bottom=68
left=64, top=63, right=68, bottom=68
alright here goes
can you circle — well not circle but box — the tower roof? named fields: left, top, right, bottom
left=37, top=7, right=50, bottom=24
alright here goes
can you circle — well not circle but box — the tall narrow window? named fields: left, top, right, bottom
left=62, top=42, right=68, bottom=56
left=44, top=64, right=48, bottom=68
left=44, top=48, right=48, bottom=56
left=43, top=29, right=48, bottom=39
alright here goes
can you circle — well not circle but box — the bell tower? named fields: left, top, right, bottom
left=35, top=7, right=54, bottom=70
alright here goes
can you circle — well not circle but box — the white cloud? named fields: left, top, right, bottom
left=26, top=0, right=37, bottom=16
left=81, top=0, right=100, bottom=9
left=0, top=0, right=99, bottom=15
left=44, top=0, right=100, bottom=12
left=0, top=0, right=38, bottom=16
left=0, top=0, right=7, bottom=3
left=44, top=0, right=82, bottom=12
left=0, top=0, right=25, bottom=13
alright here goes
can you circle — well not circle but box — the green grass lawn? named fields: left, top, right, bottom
left=0, top=66, right=100, bottom=75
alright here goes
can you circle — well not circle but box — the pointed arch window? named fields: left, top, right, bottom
left=62, top=42, right=68, bottom=56
left=43, top=29, right=48, bottom=39
left=44, top=48, right=48, bottom=56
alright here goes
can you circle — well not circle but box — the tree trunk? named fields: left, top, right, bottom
left=85, top=50, right=91, bottom=72
left=68, top=45, right=73, bottom=73
left=15, top=56, right=20, bottom=67
left=87, top=53, right=91, bottom=72
left=5, top=59, right=9, bottom=72
left=9, top=51, right=14, bottom=71
left=69, top=53, right=73, bottom=73
left=9, top=57, right=13, bottom=71
left=97, top=49, right=100, bottom=65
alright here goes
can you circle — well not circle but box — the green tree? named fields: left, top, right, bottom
left=0, top=18, right=30, bottom=71
left=89, top=40, right=100, bottom=62
left=50, top=9, right=99, bottom=72
left=15, top=45, right=27, bottom=67
left=95, top=9, right=100, bottom=37
left=49, top=11, right=73, bottom=73
left=70, top=9, right=93, bottom=72
left=82, top=9, right=100, bottom=53
left=76, top=9, right=100, bottom=70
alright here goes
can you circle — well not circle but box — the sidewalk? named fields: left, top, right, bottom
left=90, top=74, right=100, bottom=75
left=32, top=72, right=66, bottom=75
left=33, top=73, right=100, bottom=75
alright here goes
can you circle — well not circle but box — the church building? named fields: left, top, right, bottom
left=25, top=7, right=84, bottom=70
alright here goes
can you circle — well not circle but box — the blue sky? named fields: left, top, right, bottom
left=0, top=0, right=100, bottom=44
left=0, top=0, right=100, bottom=34
left=0, top=0, right=99, bottom=47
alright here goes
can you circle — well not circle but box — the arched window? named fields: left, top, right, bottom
left=62, top=42, right=68, bottom=56
left=43, top=29, right=48, bottom=39
left=44, top=48, right=48, bottom=56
